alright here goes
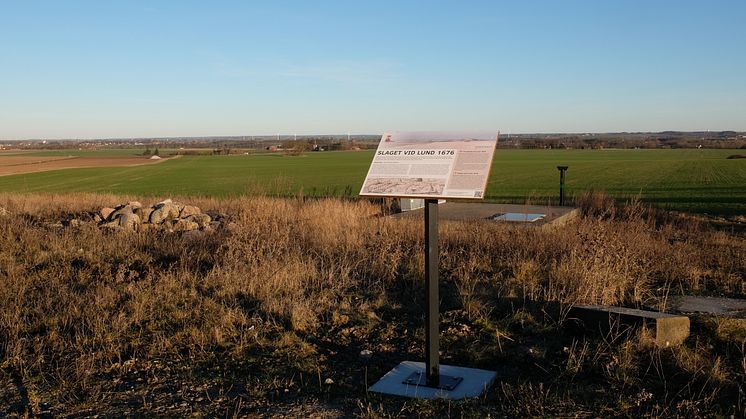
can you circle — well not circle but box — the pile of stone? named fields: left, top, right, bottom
left=97, top=199, right=222, bottom=232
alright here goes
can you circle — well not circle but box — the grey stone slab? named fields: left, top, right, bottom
left=569, top=305, right=690, bottom=347
left=368, top=361, right=496, bottom=400
left=491, top=213, right=546, bottom=222
left=667, top=296, right=746, bottom=317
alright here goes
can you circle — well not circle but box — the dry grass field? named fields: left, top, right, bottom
left=0, top=192, right=744, bottom=416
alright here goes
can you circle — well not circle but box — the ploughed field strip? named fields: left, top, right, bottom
left=0, top=154, right=170, bottom=176
left=0, top=155, right=78, bottom=176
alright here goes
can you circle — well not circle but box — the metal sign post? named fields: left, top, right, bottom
left=557, top=165, right=568, bottom=206
left=401, top=199, right=463, bottom=390
left=425, top=199, right=440, bottom=385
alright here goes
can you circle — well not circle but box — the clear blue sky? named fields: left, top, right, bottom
left=1, top=1, right=745, bottom=139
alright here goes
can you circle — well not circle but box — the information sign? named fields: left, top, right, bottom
left=361, top=131, right=499, bottom=396
left=360, top=131, right=498, bottom=199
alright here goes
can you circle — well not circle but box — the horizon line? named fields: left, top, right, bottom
left=3, top=129, right=745, bottom=142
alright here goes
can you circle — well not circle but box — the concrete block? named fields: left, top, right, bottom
left=568, top=305, right=690, bottom=347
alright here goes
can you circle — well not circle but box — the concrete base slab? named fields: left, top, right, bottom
left=391, top=202, right=579, bottom=228
left=569, top=305, right=690, bottom=347
left=667, top=296, right=746, bottom=317
left=368, top=361, right=496, bottom=400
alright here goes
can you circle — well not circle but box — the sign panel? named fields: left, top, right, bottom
left=359, top=131, right=498, bottom=199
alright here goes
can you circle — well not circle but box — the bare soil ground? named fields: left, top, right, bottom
left=0, top=155, right=172, bottom=176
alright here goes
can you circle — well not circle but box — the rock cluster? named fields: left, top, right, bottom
left=97, top=199, right=222, bottom=232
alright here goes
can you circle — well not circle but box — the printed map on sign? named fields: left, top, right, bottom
left=360, top=131, right=498, bottom=199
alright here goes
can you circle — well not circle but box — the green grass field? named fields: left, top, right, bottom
left=0, top=149, right=744, bottom=214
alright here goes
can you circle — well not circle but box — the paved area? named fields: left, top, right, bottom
left=667, top=296, right=746, bottom=317
left=392, top=202, right=579, bottom=227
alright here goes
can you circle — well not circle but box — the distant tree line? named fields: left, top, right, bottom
left=497, top=132, right=746, bottom=150
left=8, top=132, right=745, bottom=151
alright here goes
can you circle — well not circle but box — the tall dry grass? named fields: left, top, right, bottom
left=0, top=191, right=744, bottom=414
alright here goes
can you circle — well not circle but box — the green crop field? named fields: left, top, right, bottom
left=485, top=149, right=746, bottom=214
left=0, top=149, right=744, bottom=215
